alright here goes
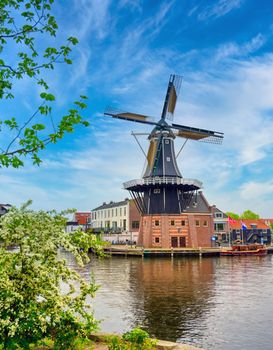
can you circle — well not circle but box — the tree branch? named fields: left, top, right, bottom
left=5, top=102, right=46, bottom=154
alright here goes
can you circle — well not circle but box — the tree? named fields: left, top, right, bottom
left=0, top=201, right=102, bottom=349
left=241, top=210, right=260, bottom=220
left=226, top=212, right=240, bottom=220
left=0, top=0, right=89, bottom=168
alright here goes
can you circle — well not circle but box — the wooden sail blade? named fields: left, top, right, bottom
left=146, top=139, right=158, bottom=169
left=167, top=85, right=177, bottom=115
left=104, top=107, right=157, bottom=126
left=172, top=123, right=224, bottom=144
left=162, top=74, right=182, bottom=121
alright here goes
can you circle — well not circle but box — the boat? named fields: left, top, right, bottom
left=220, top=244, right=267, bottom=256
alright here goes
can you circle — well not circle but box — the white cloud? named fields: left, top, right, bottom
left=240, top=181, right=273, bottom=200
left=198, top=0, right=243, bottom=21
left=215, top=34, right=266, bottom=60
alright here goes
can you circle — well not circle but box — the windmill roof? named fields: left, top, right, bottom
left=183, top=192, right=211, bottom=213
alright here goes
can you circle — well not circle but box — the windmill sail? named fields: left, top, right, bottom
left=171, top=123, right=224, bottom=144
left=104, top=107, right=156, bottom=126
left=161, top=75, right=182, bottom=121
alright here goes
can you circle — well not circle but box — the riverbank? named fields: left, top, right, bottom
left=103, top=245, right=273, bottom=257
left=90, top=332, right=204, bottom=350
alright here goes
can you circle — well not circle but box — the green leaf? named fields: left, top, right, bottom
left=32, top=124, right=46, bottom=131
left=68, top=36, right=79, bottom=45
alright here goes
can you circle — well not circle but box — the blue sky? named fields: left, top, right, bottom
left=2, top=0, right=273, bottom=216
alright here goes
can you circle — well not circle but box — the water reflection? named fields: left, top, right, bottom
left=127, top=258, right=215, bottom=342
left=62, top=252, right=273, bottom=350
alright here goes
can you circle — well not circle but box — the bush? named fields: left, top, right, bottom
left=108, top=328, right=157, bottom=350
left=0, top=201, right=102, bottom=349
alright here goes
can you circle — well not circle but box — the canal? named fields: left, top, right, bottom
left=65, top=253, right=273, bottom=350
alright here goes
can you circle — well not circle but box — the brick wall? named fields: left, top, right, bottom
left=139, top=213, right=213, bottom=248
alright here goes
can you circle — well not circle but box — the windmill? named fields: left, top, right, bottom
left=104, top=74, right=224, bottom=248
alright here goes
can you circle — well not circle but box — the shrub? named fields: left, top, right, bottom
left=0, top=201, right=102, bottom=349
left=108, top=328, right=157, bottom=350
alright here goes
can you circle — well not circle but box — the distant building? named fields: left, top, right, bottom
left=0, top=204, right=12, bottom=217
left=66, top=212, right=92, bottom=233
left=91, top=199, right=140, bottom=243
left=213, top=208, right=229, bottom=244
left=229, top=219, right=271, bottom=245
left=74, top=212, right=91, bottom=226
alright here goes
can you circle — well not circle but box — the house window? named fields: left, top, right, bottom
left=195, top=220, right=200, bottom=227
left=112, top=209, right=114, bottom=217
left=166, top=157, right=170, bottom=162
left=181, top=220, right=185, bottom=226
left=124, top=207, right=126, bottom=215
left=154, top=189, right=160, bottom=194
left=155, top=237, right=160, bottom=243
left=250, top=224, right=257, bottom=229
left=203, top=220, right=208, bottom=227
left=215, top=223, right=224, bottom=231
left=165, top=139, right=169, bottom=144
left=123, top=219, right=126, bottom=230
left=155, top=220, right=160, bottom=226
left=215, top=213, right=223, bottom=218
left=115, top=208, right=117, bottom=216
left=112, top=221, right=117, bottom=229
left=132, top=221, right=139, bottom=229
left=171, top=220, right=175, bottom=226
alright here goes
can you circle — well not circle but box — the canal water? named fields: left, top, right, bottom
left=65, top=253, right=273, bottom=350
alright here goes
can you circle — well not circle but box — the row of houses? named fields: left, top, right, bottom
left=1, top=201, right=271, bottom=247
left=69, top=199, right=273, bottom=247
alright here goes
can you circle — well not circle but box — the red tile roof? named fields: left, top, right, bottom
left=229, top=219, right=270, bottom=229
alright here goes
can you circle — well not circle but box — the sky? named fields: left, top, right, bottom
left=1, top=0, right=273, bottom=217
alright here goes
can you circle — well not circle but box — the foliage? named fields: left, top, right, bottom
left=108, top=328, right=157, bottom=350
left=0, top=0, right=89, bottom=168
left=0, top=201, right=102, bottom=349
left=226, top=212, right=240, bottom=220
left=226, top=211, right=260, bottom=220
left=240, top=210, right=260, bottom=220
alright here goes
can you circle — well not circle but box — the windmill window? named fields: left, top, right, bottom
left=203, top=220, right=208, bottom=227
left=165, top=139, right=170, bottom=144
left=181, top=220, right=186, bottom=226
left=154, top=189, right=160, bottom=194
left=171, top=220, right=175, bottom=226
left=155, top=220, right=160, bottom=226
left=166, top=157, right=171, bottom=162
left=195, top=220, right=200, bottom=227
left=155, top=237, right=160, bottom=243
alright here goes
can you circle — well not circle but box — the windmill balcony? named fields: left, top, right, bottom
left=123, top=176, right=202, bottom=191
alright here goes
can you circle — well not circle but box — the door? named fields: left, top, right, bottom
left=179, top=236, right=186, bottom=247
left=171, top=236, right=178, bottom=248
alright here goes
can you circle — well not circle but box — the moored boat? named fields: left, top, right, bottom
left=221, top=244, right=267, bottom=256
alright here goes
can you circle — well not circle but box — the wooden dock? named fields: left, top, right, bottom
left=103, top=245, right=273, bottom=257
